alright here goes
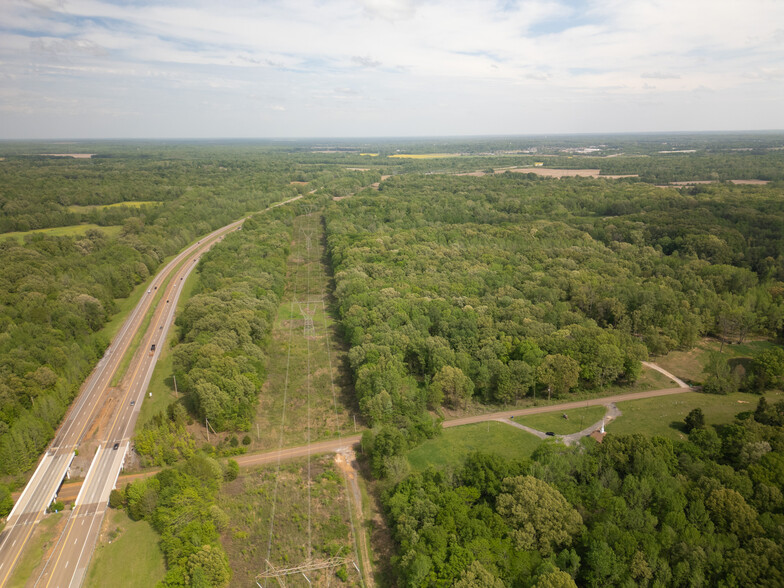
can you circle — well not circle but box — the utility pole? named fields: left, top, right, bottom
left=173, top=374, right=178, bottom=398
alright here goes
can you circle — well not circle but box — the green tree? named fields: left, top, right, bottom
left=432, top=365, right=474, bottom=409
left=454, top=561, right=505, bottom=588
left=535, top=569, right=578, bottom=588
left=0, top=484, right=14, bottom=517
left=537, top=355, right=580, bottom=401
left=497, top=475, right=583, bottom=556
left=187, top=544, right=231, bottom=588
left=684, top=407, right=706, bottom=432
left=749, top=347, right=784, bottom=391
left=702, top=352, right=739, bottom=394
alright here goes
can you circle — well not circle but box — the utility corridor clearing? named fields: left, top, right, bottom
left=219, top=208, right=366, bottom=587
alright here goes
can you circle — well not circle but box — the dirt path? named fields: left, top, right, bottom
left=336, top=449, right=373, bottom=587
left=642, top=361, right=689, bottom=388
left=39, top=380, right=693, bottom=505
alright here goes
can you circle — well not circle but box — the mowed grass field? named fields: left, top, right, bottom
left=407, top=421, right=542, bottom=472
left=253, top=212, right=356, bottom=451
left=514, top=405, right=608, bottom=435
left=219, top=456, right=363, bottom=587
left=84, top=509, right=165, bottom=588
left=1, top=223, right=122, bottom=242
left=607, top=389, right=784, bottom=440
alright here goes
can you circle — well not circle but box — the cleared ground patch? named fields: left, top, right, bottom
left=84, top=508, right=166, bottom=588
left=407, top=421, right=542, bottom=472
left=219, top=456, right=363, bottom=587
left=607, top=389, right=784, bottom=440
left=1, top=224, right=122, bottom=242
left=67, top=200, right=161, bottom=213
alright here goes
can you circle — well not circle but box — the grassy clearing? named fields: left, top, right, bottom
left=653, top=338, right=774, bottom=384
left=407, top=422, right=542, bottom=473
left=67, top=201, right=161, bottom=213
left=514, top=405, right=608, bottom=435
left=607, top=389, right=784, bottom=441
left=253, top=213, right=356, bottom=451
left=84, top=508, right=165, bottom=588
left=1, top=224, right=122, bottom=242
left=6, top=512, right=64, bottom=588
left=219, top=456, right=362, bottom=587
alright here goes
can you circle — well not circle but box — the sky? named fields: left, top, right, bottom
left=1, top=0, right=783, bottom=139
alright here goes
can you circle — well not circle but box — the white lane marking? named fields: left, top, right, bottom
left=74, top=538, right=78, bottom=545
left=65, top=560, right=70, bottom=568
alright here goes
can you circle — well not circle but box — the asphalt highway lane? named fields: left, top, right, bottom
left=33, top=224, right=234, bottom=588
left=0, top=217, right=244, bottom=588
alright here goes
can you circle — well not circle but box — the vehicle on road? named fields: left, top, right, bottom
left=112, top=443, right=119, bottom=450
left=545, top=431, right=556, bottom=436
left=130, top=400, right=135, bottom=406
left=150, top=344, right=156, bottom=355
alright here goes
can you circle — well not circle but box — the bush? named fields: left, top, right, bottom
left=242, top=434, right=251, bottom=445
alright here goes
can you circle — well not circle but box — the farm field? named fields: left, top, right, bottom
left=1, top=223, right=122, bottom=242
left=67, top=200, right=161, bottom=212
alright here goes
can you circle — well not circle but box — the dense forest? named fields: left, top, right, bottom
left=383, top=399, right=784, bottom=586
left=325, top=174, right=784, bottom=475
left=0, top=152, right=301, bottom=478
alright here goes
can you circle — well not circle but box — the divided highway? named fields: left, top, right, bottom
left=0, top=215, right=247, bottom=587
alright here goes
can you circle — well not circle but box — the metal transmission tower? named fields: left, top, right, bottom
left=300, top=227, right=314, bottom=251
left=257, top=557, right=356, bottom=587
left=297, top=301, right=316, bottom=337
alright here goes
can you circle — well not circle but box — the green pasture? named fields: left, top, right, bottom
left=407, top=421, right=542, bottom=473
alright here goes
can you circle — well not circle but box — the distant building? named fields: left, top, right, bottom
left=534, top=162, right=544, bottom=167
left=590, top=430, right=606, bottom=443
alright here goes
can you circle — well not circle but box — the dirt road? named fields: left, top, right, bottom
left=33, top=381, right=692, bottom=504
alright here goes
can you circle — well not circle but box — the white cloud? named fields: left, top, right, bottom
left=1, top=0, right=783, bottom=137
